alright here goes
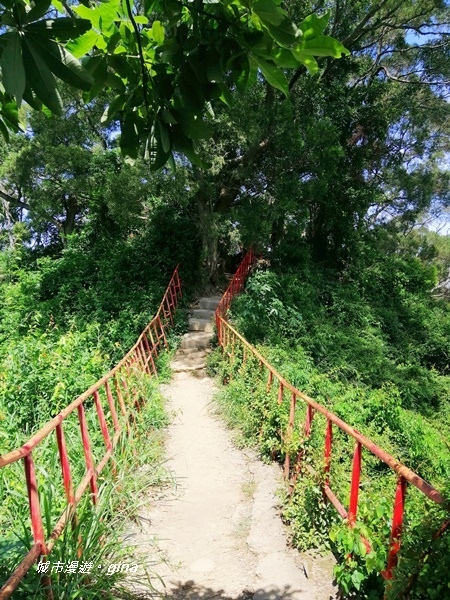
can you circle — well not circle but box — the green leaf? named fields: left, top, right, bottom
left=172, top=127, right=211, bottom=168
left=1, top=99, right=19, bottom=130
left=158, top=118, right=171, bottom=153
left=66, top=29, right=99, bottom=59
left=98, top=0, right=120, bottom=33
left=25, top=0, right=51, bottom=24
left=254, top=57, right=288, bottom=97
left=101, top=94, right=125, bottom=123
left=120, top=114, right=139, bottom=158
left=263, top=17, right=300, bottom=47
left=25, top=18, right=92, bottom=41
left=22, top=37, right=62, bottom=115
left=22, top=84, right=42, bottom=110
left=0, top=118, right=9, bottom=142
left=253, top=0, right=286, bottom=26
left=300, top=35, right=350, bottom=58
left=291, top=48, right=319, bottom=74
left=26, top=35, right=94, bottom=91
left=272, top=48, right=300, bottom=68
left=1, top=32, right=26, bottom=104
left=74, top=5, right=100, bottom=29
left=151, top=20, right=165, bottom=45
left=181, top=115, right=213, bottom=141
left=351, top=570, right=365, bottom=591
left=84, top=56, right=108, bottom=98
left=299, top=13, right=330, bottom=41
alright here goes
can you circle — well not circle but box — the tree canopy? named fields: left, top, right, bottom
left=0, top=0, right=348, bottom=166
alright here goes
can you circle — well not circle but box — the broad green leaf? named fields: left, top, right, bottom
left=291, top=49, right=319, bottom=74
left=181, top=115, right=213, bottom=141
left=25, top=18, right=92, bottom=41
left=25, top=0, right=51, bottom=24
left=263, top=17, right=300, bottom=47
left=272, top=48, right=300, bottom=68
left=22, top=84, right=42, bottom=110
left=106, top=71, right=126, bottom=92
left=219, top=83, right=233, bottom=106
left=101, top=94, right=125, bottom=123
left=27, top=35, right=93, bottom=91
left=253, top=0, right=286, bottom=26
left=0, top=118, right=9, bottom=141
left=1, top=32, right=26, bottom=104
left=171, top=128, right=210, bottom=168
left=299, top=13, right=330, bottom=40
left=158, top=118, right=170, bottom=153
left=254, top=57, right=289, bottom=96
left=74, top=5, right=100, bottom=29
left=83, top=56, right=107, bottom=97
left=300, top=35, right=350, bottom=58
left=133, top=16, right=148, bottom=24
left=161, top=109, right=177, bottom=125
left=207, top=60, right=223, bottom=83
left=22, top=37, right=62, bottom=114
left=1, top=99, right=20, bottom=130
left=120, top=114, right=139, bottom=158
left=351, top=570, right=365, bottom=591
left=98, top=0, right=120, bottom=33
left=151, top=20, right=165, bottom=45
left=66, top=29, right=98, bottom=58
left=52, top=0, right=64, bottom=13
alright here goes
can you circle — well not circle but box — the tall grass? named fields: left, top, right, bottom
left=1, top=369, right=170, bottom=599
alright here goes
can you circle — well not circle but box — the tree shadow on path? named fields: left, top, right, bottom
left=124, top=579, right=334, bottom=600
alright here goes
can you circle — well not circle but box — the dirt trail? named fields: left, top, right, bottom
left=130, top=371, right=336, bottom=600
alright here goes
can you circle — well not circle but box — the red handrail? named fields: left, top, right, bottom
left=216, top=252, right=445, bottom=582
left=0, top=266, right=182, bottom=599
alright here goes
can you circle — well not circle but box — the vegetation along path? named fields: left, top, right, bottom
left=131, top=297, right=336, bottom=599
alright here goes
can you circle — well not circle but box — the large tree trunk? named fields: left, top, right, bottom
left=196, top=191, right=221, bottom=284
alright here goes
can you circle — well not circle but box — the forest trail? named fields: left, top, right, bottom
left=128, top=327, right=337, bottom=600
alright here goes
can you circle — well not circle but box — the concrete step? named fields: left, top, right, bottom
left=191, top=308, right=215, bottom=320
left=180, top=331, right=213, bottom=350
left=198, top=296, right=222, bottom=311
left=171, top=351, right=208, bottom=373
left=178, top=346, right=212, bottom=357
left=188, top=318, right=214, bottom=332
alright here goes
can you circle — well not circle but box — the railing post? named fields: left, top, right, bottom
left=24, top=453, right=47, bottom=554
left=304, top=404, right=313, bottom=437
left=324, top=419, right=332, bottom=487
left=157, top=314, right=168, bottom=349
left=348, top=442, right=362, bottom=525
left=267, top=370, right=273, bottom=392
left=284, top=392, right=296, bottom=479
left=105, top=381, right=120, bottom=430
left=55, top=424, right=74, bottom=504
left=277, top=382, right=284, bottom=405
left=383, top=476, right=407, bottom=580
left=142, top=332, right=157, bottom=376
left=77, top=403, right=98, bottom=505
left=93, top=390, right=112, bottom=451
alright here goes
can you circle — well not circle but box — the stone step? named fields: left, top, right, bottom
left=178, top=346, right=212, bottom=357
left=180, top=331, right=213, bottom=350
left=171, top=351, right=208, bottom=373
left=188, top=318, right=214, bottom=332
left=198, top=296, right=222, bottom=311
left=191, top=308, right=215, bottom=320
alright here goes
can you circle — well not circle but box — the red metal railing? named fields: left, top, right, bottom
left=216, top=251, right=445, bottom=582
left=0, top=266, right=182, bottom=599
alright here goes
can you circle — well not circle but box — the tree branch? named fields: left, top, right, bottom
left=0, top=189, right=29, bottom=211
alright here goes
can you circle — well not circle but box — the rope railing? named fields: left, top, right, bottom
left=215, top=251, right=445, bottom=582
left=0, top=266, right=182, bottom=599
